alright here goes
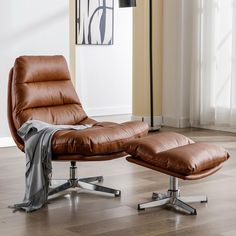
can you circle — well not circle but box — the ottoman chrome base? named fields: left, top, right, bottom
left=138, top=176, right=207, bottom=215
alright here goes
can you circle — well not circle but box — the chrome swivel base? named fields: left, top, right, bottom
left=48, top=162, right=121, bottom=198
left=138, top=176, right=207, bottom=215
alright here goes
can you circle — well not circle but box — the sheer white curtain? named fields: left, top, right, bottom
left=190, top=0, right=236, bottom=128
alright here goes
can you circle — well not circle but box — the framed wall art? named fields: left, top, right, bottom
left=76, top=0, right=114, bottom=45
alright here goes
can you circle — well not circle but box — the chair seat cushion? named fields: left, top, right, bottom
left=125, top=133, right=229, bottom=175
left=52, top=121, right=148, bottom=156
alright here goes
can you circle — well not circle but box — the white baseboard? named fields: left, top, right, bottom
left=132, top=115, right=163, bottom=127
left=0, top=137, right=16, bottom=148
left=85, top=106, right=132, bottom=117
left=162, top=116, right=190, bottom=128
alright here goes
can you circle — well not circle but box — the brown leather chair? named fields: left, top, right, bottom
left=8, top=55, right=148, bottom=198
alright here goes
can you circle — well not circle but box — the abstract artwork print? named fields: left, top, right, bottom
left=76, top=0, right=114, bottom=45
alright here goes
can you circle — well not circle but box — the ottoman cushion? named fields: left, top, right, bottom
left=125, top=133, right=229, bottom=176
left=125, top=132, right=194, bottom=159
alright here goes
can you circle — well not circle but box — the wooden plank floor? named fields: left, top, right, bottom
left=0, top=127, right=236, bottom=236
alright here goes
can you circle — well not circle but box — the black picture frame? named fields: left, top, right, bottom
left=76, top=0, right=114, bottom=45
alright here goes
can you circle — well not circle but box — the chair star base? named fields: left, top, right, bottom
left=48, top=161, right=121, bottom=197
left=137, top=176, right=207, bottom=215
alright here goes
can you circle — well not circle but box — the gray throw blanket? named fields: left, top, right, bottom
left=11, top=120, right=92, bottom=212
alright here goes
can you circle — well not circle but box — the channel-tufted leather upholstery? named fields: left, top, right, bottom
left=125, top=132, right=230, bottom=180
left=11, top=56, right=87, bottom=129
left=8, top=55, right=148, bottom=160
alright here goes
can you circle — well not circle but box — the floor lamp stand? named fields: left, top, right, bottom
left=148, top=0, right=161, bottom=132
left=119, top=0, right=160, bottom=132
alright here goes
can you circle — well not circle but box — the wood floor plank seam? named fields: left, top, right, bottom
left=0, top=127, right=236, bottom=236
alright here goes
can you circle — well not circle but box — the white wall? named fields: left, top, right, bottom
left=76, top=1, right=133, bottom=117
left=0, top=0, right=69, bottom=141
left=162, top=0, right=193, bottom=128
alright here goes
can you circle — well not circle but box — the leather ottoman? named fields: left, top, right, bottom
left=125, top=132, right=229, bottom=215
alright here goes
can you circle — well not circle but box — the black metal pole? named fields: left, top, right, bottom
left=149, top=0, right=160, bottom=132
left=149, top=0, right=154, bottom=128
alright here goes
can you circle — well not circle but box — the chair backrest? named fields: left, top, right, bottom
left=8, top=55, right=87, bottom=151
